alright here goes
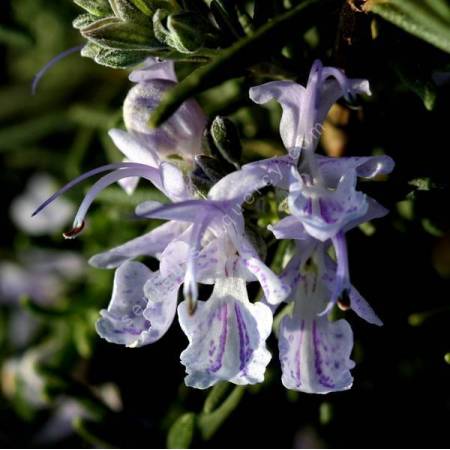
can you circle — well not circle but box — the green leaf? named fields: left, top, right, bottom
left=367, top=0, right=450, bottom=53
left=81, top=41, right=153, bottom=68
left=73, top=13, right=101, bottom=30
left=198, top=386, right=245, bottom=440
left=81, top=17, right=158, bottom=50
left=129, top=0, right=155, bottom=15
left=168, top=11, right=217, bottom=52
left=108, top=0, right=142, bottom=21
left=167, top=412, right=196, bottom=449
left=74, top=0, right=114, bottom=16
left=210, top=0, right=245, bottom=40
left=149, top=0, right=334, bottom=127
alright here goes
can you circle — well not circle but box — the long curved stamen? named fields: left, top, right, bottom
left=135, top=199, right=203, bottom=220
left=32, top=162, right=156, bottom=217
left=71, top=166, right=162, bottom=231
left=32, top=45, right=83, bottom=95
left=135, top=198, right=229, bottom=221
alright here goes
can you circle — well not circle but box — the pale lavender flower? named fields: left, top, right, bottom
left=248, top=61, right=394, bottom=311
left=250, top=60, right=393, bottom=240
left=273, top=237, right=381, bottom=394
left=112, top=57, right=206, bottom=195
left=127, top=185, right=290, bottom=386
left=268, top=197, right=385, bottom=393
left=32, top=57, right=288, bottom=389
left=250, top=60, right=371, bottom=155
left=31, top=56, right=209, bottom=349
left=114, top=162, right=295, bottom=386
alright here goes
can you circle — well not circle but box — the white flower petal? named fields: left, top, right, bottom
left=288, top=168, right=368, bottom=241
left=349, top=286, right=383, bottom=326
left=160, top=162, right=190, bottom=201
left=129, top=58, right=177, bottom=83
left=108, top=129, right=160, bottom=167
left=209, top=155, right=294, bottom=201
left=178, top=278, right=272, bottom=389
left=316, top=155, right=395, bottom=187
left=250, top=81, right=305, bottom=149
left=96, top=261, right=155, bottom=348
left=233, top=233, right=290, bottom=305
left=89, top=221, right=187, bottom=268
left=268, top=215, right=307, bottom=240
left=279, top=315, right=354, bottom=394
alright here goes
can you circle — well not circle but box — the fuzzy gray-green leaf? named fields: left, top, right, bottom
left=81, top=17, right=158, bottom=50
left=81, top=41, right=151, bottom=67
left=73, top=13, right=101, bottom=30
left=74, top=0, right=113, bottom=16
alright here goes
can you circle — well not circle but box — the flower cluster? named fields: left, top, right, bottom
left=34, top=58, right=394, bottom=393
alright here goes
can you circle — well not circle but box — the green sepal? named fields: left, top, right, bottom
left=210, top=115, right=241, bottom=167
left=202, top=382, right=230, bottom=414
left=195, top=155, right=231, bottom=182
left=198, top=386, right=245, bottom=440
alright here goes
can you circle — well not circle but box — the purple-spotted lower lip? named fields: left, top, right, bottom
left=312, top=320, right=336, bottom=389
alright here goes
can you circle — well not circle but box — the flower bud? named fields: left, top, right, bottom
left=209, top=116, right=242, bottom=168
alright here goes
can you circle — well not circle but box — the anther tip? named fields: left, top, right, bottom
left=63, top=221, right=85, bottom=239
left=337, top=289, right=351, bottom=311
left=187, top=295, right=197, bottom=316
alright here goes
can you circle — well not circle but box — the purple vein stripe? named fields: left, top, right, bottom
left=235, top=303, right=252, bottom=371
left=209, top=304, right=228, bottom=373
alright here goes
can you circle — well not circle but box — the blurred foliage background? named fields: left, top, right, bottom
left=1, top=0, right=450, bottom=447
